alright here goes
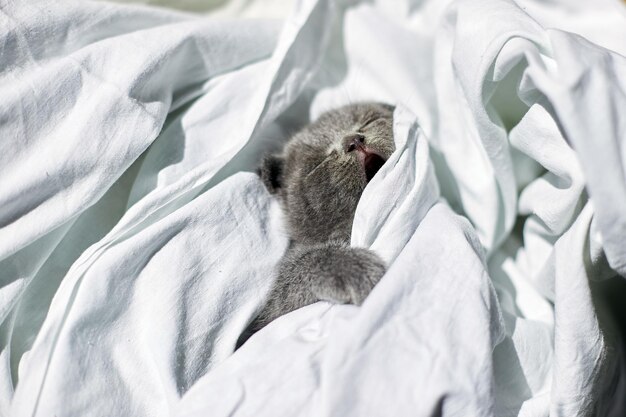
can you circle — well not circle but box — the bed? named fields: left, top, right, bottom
left=1, top=0, right=625, bottom=415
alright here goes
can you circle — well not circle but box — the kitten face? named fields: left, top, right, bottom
left=260, top=102, right=395, bottom=244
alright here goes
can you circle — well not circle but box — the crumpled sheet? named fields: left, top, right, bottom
left=1, top=0, right=625, bottom=416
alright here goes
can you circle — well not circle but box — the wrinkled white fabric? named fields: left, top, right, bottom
left=1, top=0, right=625, bottom=416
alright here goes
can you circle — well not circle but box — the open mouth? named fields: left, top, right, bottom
left=363, top=152, right=387, bottom=182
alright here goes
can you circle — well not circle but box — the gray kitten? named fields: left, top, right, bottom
left=237, top=102, right=395, bottom=347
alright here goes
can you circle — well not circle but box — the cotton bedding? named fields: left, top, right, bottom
left=1, top=0, right=625, bottom=416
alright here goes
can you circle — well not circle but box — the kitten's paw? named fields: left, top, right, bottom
left=342, top=248, right=386, bottom=305
left=313, top=246, right=386, bottom=305
left=316, top=274, right=353, bottom=304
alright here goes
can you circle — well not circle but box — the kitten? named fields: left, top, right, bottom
left=237, top=102, right=395, bottom=347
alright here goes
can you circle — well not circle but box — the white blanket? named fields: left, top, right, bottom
left=1, top=0, right=625, bottom=416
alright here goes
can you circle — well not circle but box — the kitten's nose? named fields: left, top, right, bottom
left=343, top=133, right=366, bottom=153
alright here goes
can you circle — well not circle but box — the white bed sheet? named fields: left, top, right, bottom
left=1, top=0, right=625, bottom=416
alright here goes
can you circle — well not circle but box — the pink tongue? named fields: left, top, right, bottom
left=364, top=153, right=386, bottom=182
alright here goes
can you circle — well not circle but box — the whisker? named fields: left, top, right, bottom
left=306, top=156, right=333, bottom=178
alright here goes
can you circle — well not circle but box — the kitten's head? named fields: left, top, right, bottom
left=259, top=102, right=395, bottom=244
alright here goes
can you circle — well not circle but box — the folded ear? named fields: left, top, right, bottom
left=258, top=154, right=284, bottom=194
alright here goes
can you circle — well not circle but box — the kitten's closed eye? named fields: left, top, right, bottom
left=359, top=116, right=381, bottom=131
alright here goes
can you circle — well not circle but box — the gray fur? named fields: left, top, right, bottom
left=237, top=102, right=395, bottom=348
